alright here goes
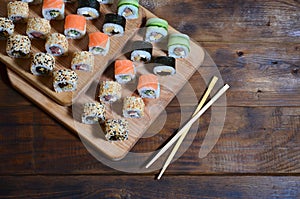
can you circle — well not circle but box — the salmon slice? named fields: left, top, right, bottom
left=115, top=60, right=135, bottom=75
left=137, top=74, right=159, bottom=90
left=64, top=14, right=86, bottom=31
left=43, top=0, right=64, bottom=9
left=89, top=32, right=109, bottom=48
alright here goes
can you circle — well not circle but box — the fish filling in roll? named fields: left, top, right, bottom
left=36, top=67, right=49, bottom=75
left=49, top=46, right=62, bottom=55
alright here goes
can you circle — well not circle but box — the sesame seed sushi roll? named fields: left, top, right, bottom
left=99, top=81, right=122, bottom=103
left=145, top=18, right=168, bottom=43
left=114, top=60, right=136, bottom=84
left=31, top=52, right=55, bottom=76
left=130, top=41, right=152, bottom=63
left=0, top=18, right=14, bottom=40
left=7, top=1, right=29, bottom=23
left=6, top=35, right=31, bottom=58
left=71, top=51, right=94, bottom=72
left=98, top=0, right=114, bottom=4
left=168, top=33, right=190, bottom=58
left=153, top=56, right=176, bottom=76
left=53, top=69, right=78, bottom=93
left=123, top=96, right=145, bottom=118
left=117, top=0, right=139, bottom=20
left=105, top=119, right=129, bottom=141
left=77, top=0, right=100, bottom=20
left=42, top=0, right=65, bottom=20
left=103, top=14, right=126, bottom=36
left=26, top=18, right=51, bottom=39
left=81, top=102, right=106, bottom=124
left=64, top=14, right=87, bottom=39
left=45, top=33, right=69, bottom=56
left=88, top=32, right=110, bottom=56
left=137, top=74, right=160, bottom=99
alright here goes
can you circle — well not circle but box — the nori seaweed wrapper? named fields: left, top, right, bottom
left=153, top=56, right=176, bottom=68
left=78, top=0, right=100, bottom=10
left=104, top=13, right=126, bottom=28
left=131, top=41, right=153, bottom=55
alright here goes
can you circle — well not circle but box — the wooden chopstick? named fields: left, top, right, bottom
left=146, top=84, right=230, bottom=169
left=157, top=76, right=219, bottom=180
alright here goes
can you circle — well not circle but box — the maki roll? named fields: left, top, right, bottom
left=81, top=102, right=106, bottom=124
left=64, top=14, right=87, bottom=39
left=7, top=1, right=29, bottom=23
left=103, top=14, right=126, bottom=36
left=145, top=18, right=168, bottom=43
left=99, top=81, right=122, bottom=103
left=6, top=35, right=31, bottom=58
left=117, top=0, right=139, bottom=20
left=104, top=119, right=129, bottom=141
left=88, top=32, right=110, bottom=56
left=53, top=69, right=78, bottom=93
left=71, top=51, right=94, bottom=72
left=26, top=18, right=51, bottom=39
left=77, top=0, right=100, bottom=20
left=45, top=33, right=68, bottom=56
left=0, top=18, right=14, bottom=40
left=137, top=74, right=160, bottom=99
left=98, top=0, right=114, bottom=4
left=31, top=52, right=55, bottom=76
left=152, top=56, right=176, bottom=76
left=42, top=0, right=65, bottom=20
left=123, top=96, right=145, bottom=118
left=168, top=33, right=190, bottom=58
left=114, top=60, right=136, bottom=84
left=130, top=41, right=152, bottom=63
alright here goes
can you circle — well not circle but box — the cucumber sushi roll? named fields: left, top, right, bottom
left=31, top=52, right=55, bottom=76
left=64, top=14, right=87, bottom=39
left=71, top=51, right=94, bottom=72
left=45, top=33, right=69, bottom=56
left=88, top=32, right=110, bottom=56
left=130, top=41, right=152, bottom=63
left=145, top=18, right=168, bottom=43
left=97, top=0, right=114, bottom=4
left=114, top=60, right=136, bottom=84
left=6, top=35, right=31, bottom=59
left=77, top=0, right=100, bottom=20
left=105, top=119, right=129, bottom=141
left=123, top=96, right=145, bottom=118
left=42, top=0, right=65, bottom=20
left=152, top=56, right=176, bottom=76
left=81, top=102, right=106, bottom=124
left=0, top=18, right=14, bottom=40
left=103, top=14, right=126, bottom=36
left=26, top=18, right=51, bottom=39
left=7, top=1, right=29, bottom=23
left=168, top=33, right=190, bottom=58
left=99, top=81, right=122, bottom=103
left=53, top=69, right=78, bottom=93
left=137, top=74, right=160, bottom=99
left=117, top=0, right=139, bottom=20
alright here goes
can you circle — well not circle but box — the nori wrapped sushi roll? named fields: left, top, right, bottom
left=105, top=119, right=129, bottom=141
left=130, top=41, right=152, bottom=63
left=31, top=52, right=55, bottom=76
left=0, top=18, right=14, bottom=40
left=152, top=56, right=176, bottom=76
left=103, top=14, right=126, bottom=36
left=117, top=0, right=139, bottom=20
left=6, top=35, right=31, bottom=58
left=77, top=0, right=100, bottom=20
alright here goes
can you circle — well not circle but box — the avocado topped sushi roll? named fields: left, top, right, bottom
left=117, top=0, right=139, bottom=20
left=145, top=18, right=168, bottom=43
left=152, top=56, right=176, bottom=76
left=130, top=41, right=152, bottom=63
left=0, top=18, right=14, bottom=40
left=103, top=14, right=126, bottom=36
left=77, top=0, right=100, bottom=20
left=168, top=33, right=190, bottom=58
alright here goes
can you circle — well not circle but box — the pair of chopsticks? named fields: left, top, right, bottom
left=145, top=76, right=230, bottom=180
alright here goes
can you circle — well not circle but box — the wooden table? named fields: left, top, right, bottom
left=1, top=0, right=300, bottom=198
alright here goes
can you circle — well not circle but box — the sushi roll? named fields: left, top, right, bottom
left=130, top=41, right=152, bottom=63
left=6, top=35, right=31, bottom=58
left=42, top=0, right=65, bottom=20
left=104, top=119, right=129, bottom=141
left=0, top=18, right=14, bottom=40
left=7, top=1, right=29, bottom=23
left=103, top=14, right=126, bottom=36
left=122, top=96, right=145, bottom=118
left=77, top=0, right=100, bottom=20
left=31, top=52, right=55, bottom=76
left=81, top=102, right=106, bottom=124
left=26, top=18, right=51, bottom=39
left=114, top=60, right=136, bottom=84
left=98, top=0, right=114, bottom=4
left=88, top=32, right=110, bottom=56
left=137, top=74, right=160, bottom=99
left=45, top=33, right=68, bottom=56
left=117, top=0, right=139, bottom=20
left=168, top=33, right=190, bottom=58
left=64, top=14, right=86, bottom=39
left=53, top=69, right=78, bottom=93
left=71, top=51, right=94, bottom=72
left=98, top=81, right=122, bottom=103
left=145, top=18, right=168, bottom=43
left=152, top=56, right=176, bottom=76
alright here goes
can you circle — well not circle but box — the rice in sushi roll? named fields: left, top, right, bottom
left=99, top=81, right=122, bottom=103
left=88, top=32, right=110, bottom=56
left=31, top=52, right=55, bottom=76
left=130, top=41, right=152, bottom=63
left=123, top=96, right=145, bottom=118
left=45, top=33, right=69, bottom=56
left=53, top=69, right=78, bottom=93
left=7, top=1, right=29, bottom=23
left=0, top=18, right=14, bottom=40
left=114, top=60, right=136, bottom=84
left=64, top=14, right=87, bottom=39
left=103, top=14, right=126, bottom=36
left=137, top=74, right=160, bottom=99
left=145, top=18, right=168, bottom=43
left=168, top=33, right=190, bottom=58
left=98, top=0, right=114, bottom=4
left=6, top=35, right=31, bottom=58
left=26, top=18, right=51, bottom=39
left=71, top=51, right=94, bottom=72
left=81, top=102, right=106, bottom=124
left=117, top=0, right=139, bottom=20
left=42, top=0, right=65, bottom=20
left=104, top=119, right=129, bottom=141
left=77, top=0, right=100, bottom=20
left=152, top=56, right=176, bottom=76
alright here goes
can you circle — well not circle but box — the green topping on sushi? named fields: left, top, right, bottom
left=49, top=10, right=60, bottom=18
left=146, top=18, right=168, bottom=31
left=118, top=0, right=139, bottom=8
left=168, top=33, right=191, bottom=52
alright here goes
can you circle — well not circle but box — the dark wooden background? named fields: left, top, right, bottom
left=1, top=0, right=300, bottom=198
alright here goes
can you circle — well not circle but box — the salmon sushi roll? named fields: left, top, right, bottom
left=105, top=119, right=129, bottom=141
left=42, top=0, right=65, bottom=20
left=45, top=33, right=68, bottom=56
left=77, top=0, right=100, bottom=20
left=31, top=52, right=55, bottom=76
left=88, top=32, right=110, bottom=56
left=7, top=1, right=29, bottom=23
left=6, top=35, right=31, bottom=58
left=71, top=51, right=94, bottom=72
left=64, top=14, right=86, bottom=39
left=99, top=81, right=122, bottom=103
left=103, top=14, right=126, bottom=36
left=81, top=102, right=106, bottom=124
left=26, top=18, right=51, bottom=39
left=0, top=18, right=14, bottom=40
left=123, top=96, right=145, bottom=118
left=117, top=0, right=139, bottom=20
left=137, top=74, right=160, bottom=99
left=114, top=60, right=136, bottom=84
left=53, top=69, right=78, bottom=93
